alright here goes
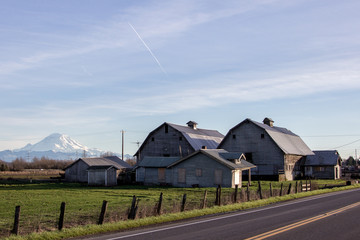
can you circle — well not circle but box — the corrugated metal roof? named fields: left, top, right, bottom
left=250, top=119, right=314, bottom=156
left=64, top=157, right=130, bottom=170
left=138, top=156, right=180, bottom=168
left=87, top=165, right=118, bottom=170
left=168, top=123, right=224, bottom=150
left=305, top=150, right=341, bottom=166
left=169, top=149, right=256, bottom=170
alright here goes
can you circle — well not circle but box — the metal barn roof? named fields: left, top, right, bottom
left=305, top=150, right=341, bottom=166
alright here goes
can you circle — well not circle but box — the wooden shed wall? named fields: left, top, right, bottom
left=137, top=124, right=194, bottom=162
left=136, top=167, right=172, bottom=185
left=170, top=153, right=234, bottom=188
left=65, top=160, right=88, bottom=183
left=220, top=122, right=284, bottom=176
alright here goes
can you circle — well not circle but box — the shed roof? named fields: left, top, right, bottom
left=220, top=118, right=314, bottom=156
left=64, top=156, right=131, bottom=170
left=305, top=150, right=341, bottom=166
left=138, top=157, right=180, bottom=168
left=168, top=149, right=256, bottom=170
left=87, top=165, right=119, bottom=170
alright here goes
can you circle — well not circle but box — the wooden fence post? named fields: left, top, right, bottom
left=300, top=180, right=303, bottom=192
left=269, top=183, right=273, bottom=197
left=280, top=183, right=283, bottom=196
left=287, top=183, right=292, bottom=195
left=306, top=180, right=308, bottom=192
left=11, top=205, right=21, bottom=235
left=98, top=200, right=108, bottom=225
left=309, top=180, right=312, bottom=191
left=157, top=192, right=163, bottom=215
left=128, top=195, right=139, bottom=220
left=258, top=181, right=263, bottom=199
left=181, top=194, right=187, bottom=212
left=234, top=185, right=238, bottom=203
left=295, top=181, right=298, bottom=194
left=202, top=190, right=207, bottom=209
left=58, top=202, right=66, bottom=231
left=217, top=185, right=222, bottom=206
left=246, top=183, right=250, bottom=201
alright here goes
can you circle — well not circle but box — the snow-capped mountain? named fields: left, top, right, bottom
left=0, top=133, right=127, bottom=162
left=15, top=133, right=90, bottom=153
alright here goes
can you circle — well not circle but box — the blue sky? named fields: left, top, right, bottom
left=1, top=0, right=360, bottom=158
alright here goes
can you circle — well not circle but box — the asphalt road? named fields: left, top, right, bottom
left=83, top=188, right=360, bottom=240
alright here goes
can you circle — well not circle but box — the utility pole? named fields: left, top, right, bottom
left=121, top=130, right=124, bottom=161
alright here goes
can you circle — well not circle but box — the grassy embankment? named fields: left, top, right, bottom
left=0, top=179, right=354, bottom=240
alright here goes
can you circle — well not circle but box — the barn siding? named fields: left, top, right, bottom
left=65, top=160, right=88, bottom=183
left=220, top=121, right=284, bottom=177
left=137, top=124, right=194, bottom=162
left=171, top=153, right=234, bottom=188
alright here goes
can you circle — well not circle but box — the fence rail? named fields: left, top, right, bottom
left=2, top=181, right=312, bottom=237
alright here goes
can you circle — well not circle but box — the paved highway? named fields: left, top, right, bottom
left=82, top=188, right=360, bottom=240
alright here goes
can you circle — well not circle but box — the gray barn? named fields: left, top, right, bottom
left=87, top=165, right=119, bottom=186
left=135, top=157, right=180, bottom=185
left=168, top=149, right=256, bottom=188
left=64, top=156, right=131, bottom=185
left=219, top=118, right=314, bottom=181
left=305, top=150, right=342, bottom=179
left=134, top=121, right=224, bottom=163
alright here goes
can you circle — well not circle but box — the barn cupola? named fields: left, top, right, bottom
left=263, top=117, right=274, bottom=127
left=187, top=121, right=198, bottom=130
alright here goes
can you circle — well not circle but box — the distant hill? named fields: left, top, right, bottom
left=0, top=133, right=132, bottom=162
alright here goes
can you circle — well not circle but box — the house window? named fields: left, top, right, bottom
left=158, top=168, right=165, bottom=182
left=261, top=133, right=265, bottom=139
left=178, top=168, right=186, bottom=183
left=215, top=169, right=222, bottom=185
left=232, top=134, right=236, bottom=139
left=245, top=153, right=253, bottom=163
left=165, top=125, right=168, bottom=134
left=196, top=168, right=202, bottom=177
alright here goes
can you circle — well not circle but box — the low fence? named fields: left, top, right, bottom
left=2, top=181, right=313, bottom=238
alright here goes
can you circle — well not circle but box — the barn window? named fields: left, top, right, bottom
left=165, top=125, right=168, bottom=133
left=158, top=168, right=165, bottom=182
left=178, top=168, right=186, bottom=183
left=232, top=134, right=236, bottom=139
left=215, top=169, right=222, bottom=185
left=179, top=136, right=183, bottom=141
left=196, top=168, right=202, bottom=177
left=261, top=133, right=265, bottom=139
left=151, top=137, right=155, bottom=141
left=245, top=153, right=253, bottom=163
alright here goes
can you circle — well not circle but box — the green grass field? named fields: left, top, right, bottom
left=0, top=179, right=347, bottom=238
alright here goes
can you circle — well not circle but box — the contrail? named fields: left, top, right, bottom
left=128, top=23, right=167, bottom=74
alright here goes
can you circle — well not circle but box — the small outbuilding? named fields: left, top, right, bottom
left=64, top=156, right=131, bottom=186
left=87, top=165, right=119, bottom=186
left=305, top=150, right=342, bottom=179
left=168, top=149, right=256, bottom=188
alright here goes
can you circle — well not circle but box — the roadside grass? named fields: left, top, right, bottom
left=3, top=184, right=360, bottom=240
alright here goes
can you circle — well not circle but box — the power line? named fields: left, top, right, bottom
left=332, top=138, right=360, bottom=149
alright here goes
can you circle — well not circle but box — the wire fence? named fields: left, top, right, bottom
left=0, top=181, right=316, bottom=238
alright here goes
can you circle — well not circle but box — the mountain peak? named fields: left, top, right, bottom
left=17, top=133, right=88, bottom=153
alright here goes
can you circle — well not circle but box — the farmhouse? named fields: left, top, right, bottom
left=134, top=121, right=224, bottom=163
left=218, top=118, right=314, bottom=181
left=304, top=150, right=342, bottom=179
left=64, top=156, right=131, bottom=186
left=168, top=149, right=256, bottom=188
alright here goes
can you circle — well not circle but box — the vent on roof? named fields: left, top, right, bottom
left=202, top=146, right=207, bottom=149
left=187, top=121, right=198, bottom=130
left=263, top=118, right=274, bottom=127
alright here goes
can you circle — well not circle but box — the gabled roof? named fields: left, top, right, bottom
left=219, top=118, right=314, bottom=156
left=134, top=122, right=224, bottom=156
left=137, top=156, right=181, bottom=168
left=64, top=156, right=131, bottom=170
left=305, top=150, right=341, bottom=166
left=87, top=165, right=119, bottom=170
left=168, top=149, right=256, bottom=170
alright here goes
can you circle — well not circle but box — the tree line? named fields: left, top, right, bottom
left=0, top=157, right=74, bottom=171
